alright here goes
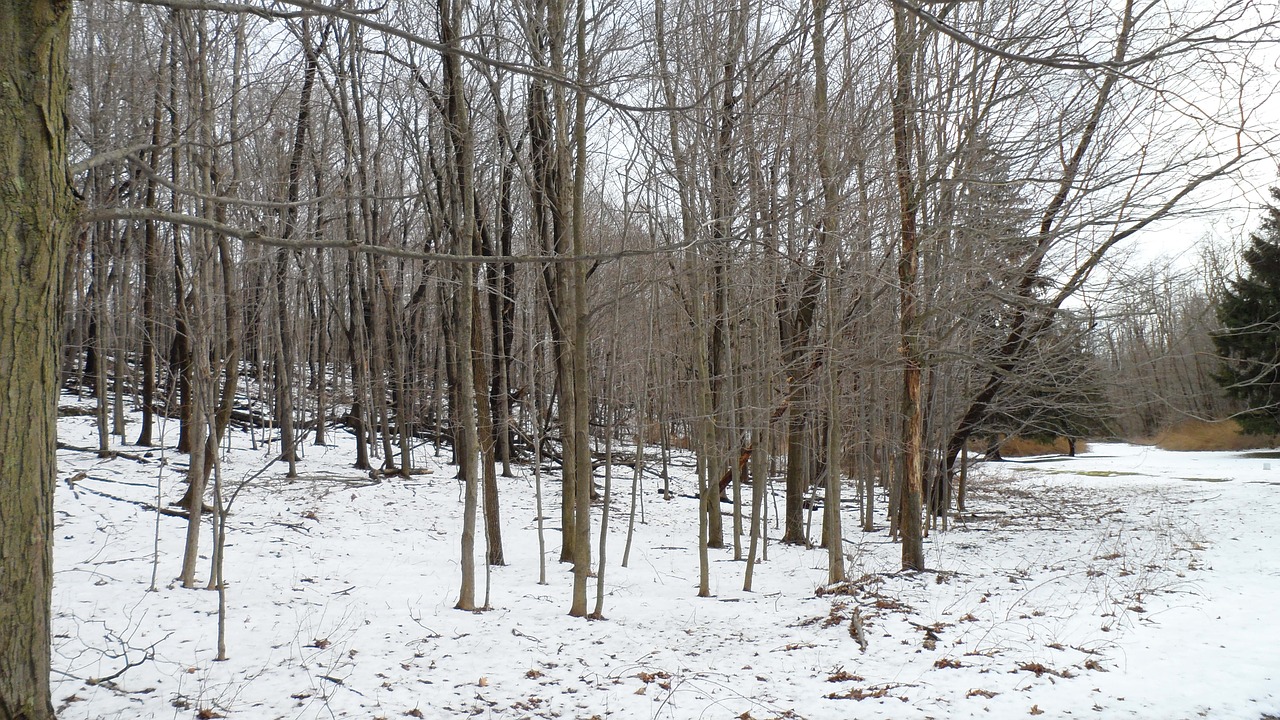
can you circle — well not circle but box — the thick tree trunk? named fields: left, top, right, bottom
left=781, top=403, right=809, bottom=545
left=0, top=1, right=73, bottom=717
left=892, top=5, right=926, bottom=572
left=778, top=294, right=822, bottom=546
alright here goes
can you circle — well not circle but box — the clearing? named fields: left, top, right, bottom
left=51, top=407, right=1280, bottom=719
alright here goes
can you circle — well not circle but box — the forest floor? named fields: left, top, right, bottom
left=50, top=400, right=1280, bottom=719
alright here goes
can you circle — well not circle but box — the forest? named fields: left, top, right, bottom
left=2, top=0, right=1279, bottom=717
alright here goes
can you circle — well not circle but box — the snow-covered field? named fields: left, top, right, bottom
left=50, top=404, right=1280, bottom=719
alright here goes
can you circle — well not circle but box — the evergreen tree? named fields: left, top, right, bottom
left=986, top=315, right=1115, bottom=452
left=1213, top=188, right=1280, bottom=435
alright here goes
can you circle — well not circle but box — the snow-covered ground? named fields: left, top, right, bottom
left=50, top=404, right=1280, bottom=719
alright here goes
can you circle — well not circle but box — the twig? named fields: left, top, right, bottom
left=86, top=632, right=171, bottom=687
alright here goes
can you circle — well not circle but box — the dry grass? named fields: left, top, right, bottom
left=998, top=436, right=1086, bottom=457
left=1152, top=419, right=1280, bottom=452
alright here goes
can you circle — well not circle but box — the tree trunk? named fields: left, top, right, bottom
left=567, top=0, right=594, bottom=617
left=438, top=0, right=483, bottom=612
left=179, top=11, right=221, bottom=587
left=136, top=46, right=165, bottom=446
left=0, top=2, right=72, bottom=717
left=274, top=252, right=297, bottom=474
left=892, top=4, right=926, bottom=572
left=472, top=284, right=504, bottom=565
left=744, top=309, right=770, bottom=592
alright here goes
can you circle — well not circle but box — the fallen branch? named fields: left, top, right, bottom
left=849, top=607, right=868, bottom=652
left=57, top=441, right=153, bottom=464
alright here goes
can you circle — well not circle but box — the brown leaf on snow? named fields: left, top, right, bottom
left=825, top=685, right=889, bottom=701
left=967, top=689, right=998, bottom=699
left=777, top=642, right=817, bottom=652
left=1016, top=662, right=1074, bottom=679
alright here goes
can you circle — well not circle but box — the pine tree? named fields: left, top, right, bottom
left=1213, top=188, right=1280, bottom=435
left=986, top=315, right=1115, bottom=452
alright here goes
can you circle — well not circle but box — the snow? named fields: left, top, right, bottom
left=50, top=405, right=1280, bottom=719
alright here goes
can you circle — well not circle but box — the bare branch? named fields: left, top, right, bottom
left=79, top=206, right=705, bottom=264
left=124, top=0, right=698, bottom=113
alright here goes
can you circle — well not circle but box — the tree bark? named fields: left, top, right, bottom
left=892, top=4, right=926, bottom=572
left=0, top=0, right=73, bottom=716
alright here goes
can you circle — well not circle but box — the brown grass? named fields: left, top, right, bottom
left=998, top=436, right=1086, bottom=457
left=998, top=435, right=1090, bottom=456
left=961, top=435, right=1084, bottom=457
left=1152, top=419, right=1280, bottom=452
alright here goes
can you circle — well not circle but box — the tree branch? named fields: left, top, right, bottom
left=78, top=206, right=705, bottom=264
